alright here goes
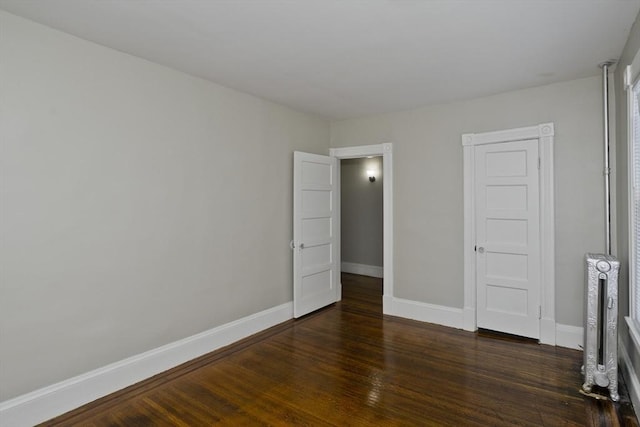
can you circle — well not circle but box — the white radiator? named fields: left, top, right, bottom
left=582, top=253, right=620, bottom=401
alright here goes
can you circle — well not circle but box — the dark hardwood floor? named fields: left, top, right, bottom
left=42, top=273, right=638, bottom=426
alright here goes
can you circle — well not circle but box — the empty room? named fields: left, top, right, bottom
left=2, top=1, right=640, bottom=425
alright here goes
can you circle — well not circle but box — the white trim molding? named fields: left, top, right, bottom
left=341, top=262, right=383, bottom=278
left=388, top=298, right=464, bottom=329
left=462, top=123, right=555, bottom=146
left=388, top=295, right=582, bottom=350
left=555, top=324, right=583, bottom=350
left=330, top=143, right=394, bottom=314
left=620, top=337, right=640, bottom=422
left=0, top=302, right=293, bottom=427
left=462, top=123, right=556, bottom=345
left=626, top=316, right=640, bottom=352
left=626, top=66, right=640, bottom=367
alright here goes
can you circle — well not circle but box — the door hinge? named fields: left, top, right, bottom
left=537, top=158, right=541, bottom=170
left=474, top=245, right=477, bottom=252
left=538, top=306, right=542, bottom=320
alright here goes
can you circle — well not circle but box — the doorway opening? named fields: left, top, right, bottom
left=340, top=156, right=384, bottom=312
left=330, top=143, right=394, bottom=314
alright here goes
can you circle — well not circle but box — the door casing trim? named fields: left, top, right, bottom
left=462, top=123, right=556, bottom=345
left=330, top=143, right=394, bottom=314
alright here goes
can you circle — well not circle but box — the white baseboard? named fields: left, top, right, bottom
left=382, top=295, right=393, bottom=315
left=390, top=299, right=583, bottom=349
left=389, top=297, right=464, bottom=329
left=555, top=323, right=583, bottom=350
left=462, top=307, right=476, bottom=332
left=540, top=317, right=557, bottom=346
left=620, top=338, right=640, bottom=422
left=0, top=302, right=293, bottom=427
left=341, top=262, right=383, bottom=278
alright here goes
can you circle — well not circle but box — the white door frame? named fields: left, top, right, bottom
left=329, top=143, right=394, bottom=314
left=462, top=123, right=556, bottom=345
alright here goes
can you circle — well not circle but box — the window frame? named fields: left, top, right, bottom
left=626, top=62, right=640, bottom=349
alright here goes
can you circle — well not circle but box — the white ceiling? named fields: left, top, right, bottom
left=1, top=0, right=639, bottom=120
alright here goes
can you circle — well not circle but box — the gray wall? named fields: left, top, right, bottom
left=340, top=157, right=383, bottom=268
left=614, top=8, right=640, bottom=407
left=331, top=75, right=604, bottom=326
left=0, top=11, right=329, bottom=400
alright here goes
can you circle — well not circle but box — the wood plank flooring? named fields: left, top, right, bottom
left=42, top=273, right=638, bottom=426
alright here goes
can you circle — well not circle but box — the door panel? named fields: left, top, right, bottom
left=486, top=219, right=528, bottom=246
left=293, top=152, right=338, bottom=318
left=485, top=185, right=528, bottom=210
left=486, top=284, right=528, bottom=315
left=475, top=139, right=540, bottom=339
left=302, top=218, right=331, bottom=241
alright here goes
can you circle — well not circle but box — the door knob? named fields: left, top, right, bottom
left=477, top=246, right=485, bottom=254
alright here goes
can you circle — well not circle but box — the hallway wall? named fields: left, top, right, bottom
left=340, top=157, right=383, bottom=274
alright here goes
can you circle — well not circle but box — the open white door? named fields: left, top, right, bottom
left=475, top=139, right=541, bottom=339
left=293, top=151, right=338, bottom=318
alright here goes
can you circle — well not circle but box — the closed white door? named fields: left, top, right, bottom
left=293, top=152, right=338, bottom=318
left=475, top=139, right=540, bottom=339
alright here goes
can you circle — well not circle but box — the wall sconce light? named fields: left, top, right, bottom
left=367, top=169, right=376, bottom=182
